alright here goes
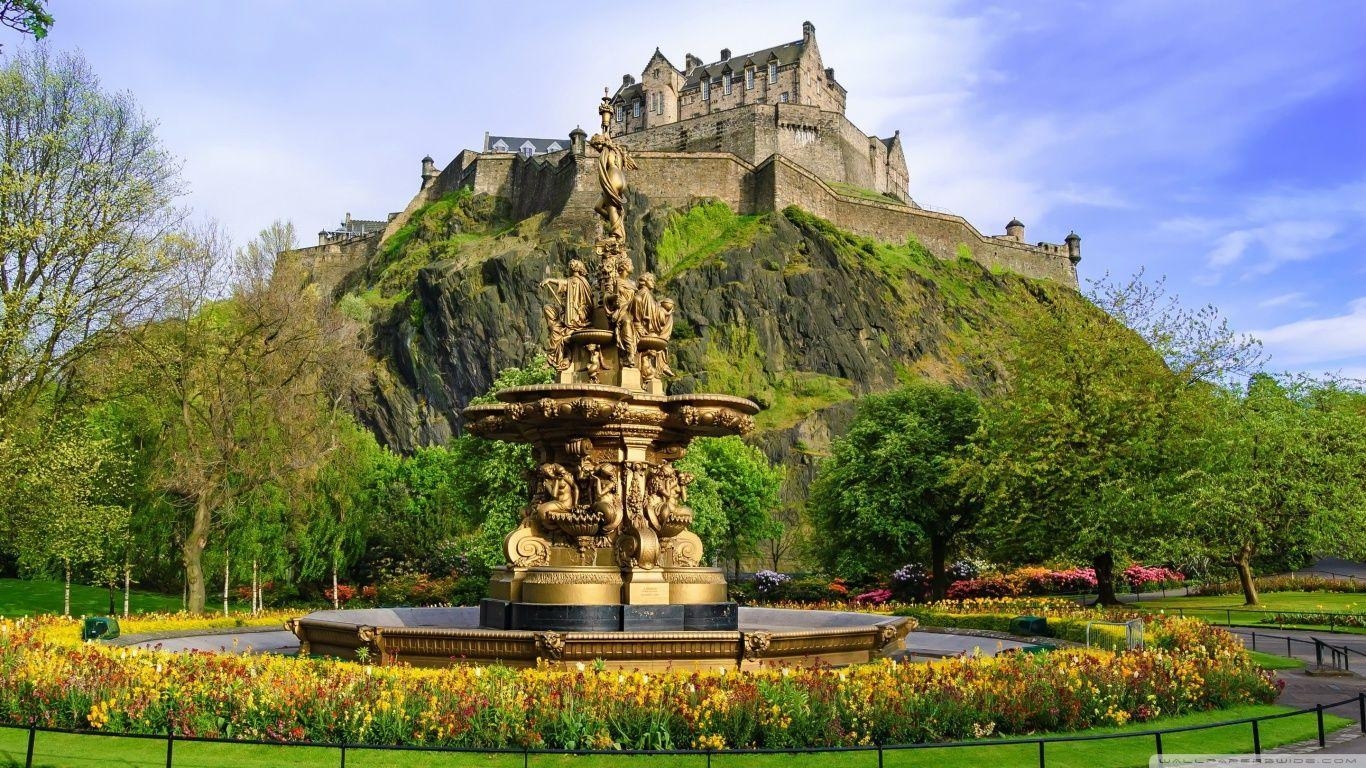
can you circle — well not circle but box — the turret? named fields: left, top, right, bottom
left=569, top=125, right=587, bottom=157
left=1065, top=231, right=1082, bottom=264
left=802, top=21, right=815, bottom=42
left=421, top=155, right=438, bottom=187
left=1006, top=218, right=1025, bottom=241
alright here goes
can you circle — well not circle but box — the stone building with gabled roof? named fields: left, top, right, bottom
left=483, top=134, right=569, bottom=157
left=607, top=21, right=905, bottom=202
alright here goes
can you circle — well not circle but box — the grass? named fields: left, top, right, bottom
left=0, top=706, right=1350, bottom=768
left=1135, top=592, right=1365, bottom=633
left=655, top=201, right=767, bottom=283
left=1246, top=650, right=1307, bottom=670
left=0, top=578, right=184, bottom=618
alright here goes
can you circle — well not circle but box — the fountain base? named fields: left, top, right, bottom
left=481, top=565, right=738, bottom=631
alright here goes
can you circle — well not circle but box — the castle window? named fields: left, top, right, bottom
left=633, top=100, right=640, bottom=117
left=702, top=80, right=710, bottom=101
left=769, top=62, right=778, bottom=82
left=780, top=92, right=789, bottom=103
left=723, top=72, right=732, bottom=96
left=746, top=67, right=755, bottom=90
left=616, top=106, right=624, bottom=124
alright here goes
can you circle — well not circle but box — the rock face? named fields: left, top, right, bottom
left=346, top=192, right=1089, bottom=502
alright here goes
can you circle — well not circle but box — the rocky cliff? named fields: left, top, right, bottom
left=335, top=190, right=1093, bottom=502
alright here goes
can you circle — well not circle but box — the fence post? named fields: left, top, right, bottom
left=24, top=726, right=35, bottom=768
left=1250, top=631, right=1256, bottom=651
left=1037, top=738, right=1045, bottom=768
left=1154, top=731, right=1163, bottom=756
left=1252, top=719, right=1261, bottom=755
left=1359, top=692, right=1365, bottom=734
left=877, top=741, right=884, bottom=768
left=165, top=725, right=174, bottom=768
left=1317, top=703, right=1326, bottom=748
left=1316, top=640, right=1324, bottom=669
left=706, top=748, right=713, bottom=768
left=339, top=741, right=346, bottom=768
left=1288, top=636, right=1292, bottom=657
left=524, top=745, right=530, bottom=768
left=1226, top=609, right=1231, bottom=626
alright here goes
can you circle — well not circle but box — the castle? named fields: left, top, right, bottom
left=303, top=22, right=1081, bottom=288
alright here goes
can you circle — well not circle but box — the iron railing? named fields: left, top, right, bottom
left=2, top=693, right=1362, bottom=768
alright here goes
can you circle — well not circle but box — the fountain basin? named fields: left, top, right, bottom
left=286, top=606, right=911, bottom=671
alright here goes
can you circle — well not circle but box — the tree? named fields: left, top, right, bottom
left=0, top=46, right=182, bottom=426
left=678, top=436, right=782, bottom=578
left=809, top=381, right=982, bottom=596
left=0, top=2, right=51, bottom=52
left=114, top=221, right=366, bottom=613
left=7, top=426, right=130, bottom=615
left=958, top=295, right=1197, bottom=605
left=1183, top=376, right=1366, bottom=605
left=1088, top=269, right=1265, bottom=386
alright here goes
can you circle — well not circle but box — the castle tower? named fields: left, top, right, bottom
left=421, top=155, right=438, bottom=188
left=1065, top=231, right=1082, bottom=264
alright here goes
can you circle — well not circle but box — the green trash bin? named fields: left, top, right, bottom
left=1009, top=615, right=1048, bottom=636
left=81, top=616, right=120, bottom=641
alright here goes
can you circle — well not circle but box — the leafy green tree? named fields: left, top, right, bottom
left=0, top=46, right=182, bottom=426
left=7, top=426, right=131, bottom=615
left=809, top=381, right=981, bottom=596
left=1183, top=376, right=1366, bottom=605
left=0, top=2, right=52, bottom=51
left=958, top=296, right=1197, bottom=604
left=678, top=436, right=782, bottom=578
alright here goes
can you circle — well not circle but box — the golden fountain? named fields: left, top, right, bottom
left=286, top=93, right=910, bottom=669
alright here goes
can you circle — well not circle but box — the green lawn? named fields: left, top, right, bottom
left=0, top=578, right=186, bottom=617
left=1135, top=591, right=1365, bottom=633
left=0, top=706, right=1350, bottom=768
left=1247, top=650, right=1307, bottom=670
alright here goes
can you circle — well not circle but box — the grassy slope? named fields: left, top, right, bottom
left=0, top=706, right=1349, bottom=768
left=0, top=578, right=183, bottom=617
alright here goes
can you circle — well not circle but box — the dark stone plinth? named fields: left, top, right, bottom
left=510, top=603, right=622, bottom=632
left=481, top=601, right=741, bottom=632
left=480, top=598, right=511, bottom=630
left=685, top=602, right=739, bottom=630
left=622, top=604, right=685, bottom=631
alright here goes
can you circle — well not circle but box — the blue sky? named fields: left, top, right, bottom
left=12, top=1, right=1366, bottom=378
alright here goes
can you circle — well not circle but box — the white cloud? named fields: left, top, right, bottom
left=1252, top=297, right=1366, bottom=367
left=1258, top=292, right=1316, bottom=309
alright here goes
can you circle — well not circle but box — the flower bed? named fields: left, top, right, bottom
left=0, top=614, right=1276, bottom=749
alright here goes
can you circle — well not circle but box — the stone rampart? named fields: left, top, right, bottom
left=402, top=143, right=1077, bottom=287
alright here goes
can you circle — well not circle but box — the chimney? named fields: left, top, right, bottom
left=720, top=48, right=731, bottom=61
left=802, top=21, right=815, bottom=42
left=825, top=67, right=835, bottom=82
left=622, top=74, right=635, bottom=87
left=685, top=53, right=702, bottom=72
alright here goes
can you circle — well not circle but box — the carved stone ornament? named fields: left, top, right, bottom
left=535, top=631, right=566, bottom=660
left=742, top=631, right=773, bottom=661
left=357, top=625, right=376, bottom=643
left=877, top=624, right=899, bottom=647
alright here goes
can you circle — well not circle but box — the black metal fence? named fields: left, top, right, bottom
left=1241, top=629, right=1366, bottom=672
left=2, top=693, right=1362, bottom=768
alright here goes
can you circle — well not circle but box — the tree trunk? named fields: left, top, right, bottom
left=252, top=558, right=259, bottom=615
left=107, top=582, right=115, bottom=615
left=222, top=548, right=230, bottom=616
left=182, top=496, right=211, bottom=614
left=64, top=565, right=71, bottom=617
left=929, top=534, right=949, bottom=601
left=1092, top=551, right=1121, bottom=606
left=1234, top=546, right=1259, bottom=606
left=331, top=559, right=340, bottom=610
left=123, top=561, right=130, bottom=618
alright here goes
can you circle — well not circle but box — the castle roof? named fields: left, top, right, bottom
left=680, top=39, right=806, bottom=91
left=484, top=135, right=569, bottom=155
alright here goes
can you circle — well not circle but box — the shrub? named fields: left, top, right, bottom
left=753, top=570, right=791, bottom=597
left=1191, top=574, right=1366, bottom=597
left=1123, top=564, right=1185, bottom=592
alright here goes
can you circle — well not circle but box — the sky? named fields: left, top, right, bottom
left=8, top=1, right=1365, bottom=380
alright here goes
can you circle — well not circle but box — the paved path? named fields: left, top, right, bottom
left=1228, top=626, right=1366, bottom=668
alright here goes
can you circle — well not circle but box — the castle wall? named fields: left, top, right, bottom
left=283, top=236, right=375, bottom=297
left=615, top=103, right=906, bottom=200
left=760, top=156, right=1078, bottom=285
